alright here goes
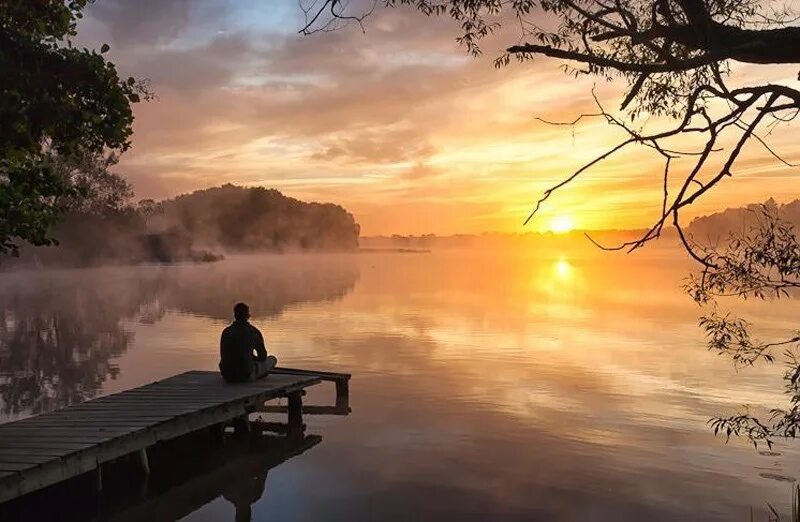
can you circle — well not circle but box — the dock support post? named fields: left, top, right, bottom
left=335, top=379, right=350, bottom=409
left=210, top=422, right=225, bottom=447
left=95, top=465, right=103, bottom=493
left=137, top=448, right=150, bottom=475
left=234, top=414, right=251, bottom=436
left=287, top=391, right=304, bottom=439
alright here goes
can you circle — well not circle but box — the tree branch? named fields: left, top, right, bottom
left=506, top=43, right=719, bottom=72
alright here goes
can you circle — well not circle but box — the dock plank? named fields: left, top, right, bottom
left=0, top=448, right=84, bottom=458
left=7, top=413, right=171, bottom=422
left=0, top=462, right=36, bottom=472
left=0, top=442, right=94, bottom=452
left=0, top=428, right=152, bottom=438
left=0, top=455, right=53, bottom=465
left=0, top=430, right=143, bottom=438
left=0, top=370, right=321, bottom=504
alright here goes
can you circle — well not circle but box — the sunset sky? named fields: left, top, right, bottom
left=77, top=0, right=800, bottom=236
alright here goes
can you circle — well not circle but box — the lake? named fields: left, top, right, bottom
left=1, top=245, right=799, bottom=521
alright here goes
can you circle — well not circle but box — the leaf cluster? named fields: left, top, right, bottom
left=0, top=0, right=148, bottom=256
left=689, top=206, right=800, bottom=447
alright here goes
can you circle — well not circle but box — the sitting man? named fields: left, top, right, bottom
left=219, top=302, right=278, bottom=382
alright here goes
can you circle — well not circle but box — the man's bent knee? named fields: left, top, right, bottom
left=252, top=356, right=278, bottom=380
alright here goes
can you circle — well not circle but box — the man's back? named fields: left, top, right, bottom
left=219, top=320, right=267, bottom=382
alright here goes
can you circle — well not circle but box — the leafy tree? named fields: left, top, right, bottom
left=136, top=198, right=163, bottom=218
left=0, top=0, right=147, bottom=256
left=303, top=0, right=800, bottom=445
left=12, top=154, right=147, bottom=266
left=62, top=153, right=134, bottom=215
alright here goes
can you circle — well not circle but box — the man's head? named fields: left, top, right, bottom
left=233, top=302, right=250, bottom=321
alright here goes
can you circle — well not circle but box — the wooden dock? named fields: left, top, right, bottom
left=0, top=368, right=351, bottom=505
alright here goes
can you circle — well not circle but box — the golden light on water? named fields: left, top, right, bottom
left=553, top=258, right=572, bottom=280
left=549, top=215, right=575, bottom=234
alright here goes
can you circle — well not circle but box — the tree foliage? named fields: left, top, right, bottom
left=0, top=0, right=147, bottom=256
left=683, top=206, right=800, bottom=448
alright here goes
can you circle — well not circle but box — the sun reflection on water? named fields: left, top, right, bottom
left=553, top=257, right=572, bottom=281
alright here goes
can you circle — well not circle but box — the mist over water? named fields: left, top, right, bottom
left=0, top=255, right=359, bottom=419
left=1, top=246, right=799, bottom=520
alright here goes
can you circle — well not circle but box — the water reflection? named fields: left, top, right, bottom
left=108, top=434, right=323, bottom=522
left=552, top=256, right=572, bottom=281
left=0, top=255, right=358, bottom=419
left=0, top=430, right=323, bottom=522
left=153, top=255, right=359, bottom=321
left=3, top=247, right=800, bottom=519
left=0, top=272, right=158, bottom=417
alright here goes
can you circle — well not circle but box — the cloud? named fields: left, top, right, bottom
left=137, top=35, right=257, bottom=91
left=401, top=163, right=443, bottom=181
left=91, top=0, right=197, bottom=47
left=312, top=129, right=437, bottom=164
left=78, top=1, right=800, bottom=235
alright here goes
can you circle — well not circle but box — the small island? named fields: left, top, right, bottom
left=12, top=184, right=361, bottom=267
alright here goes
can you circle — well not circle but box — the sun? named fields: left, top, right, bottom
left=549, top=215, right=575, bottom=234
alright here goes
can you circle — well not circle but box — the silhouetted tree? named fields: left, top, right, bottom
left=303, top=0, right=800, bottom=446
left=64, top=154, right=135, bottom=215
left=681, top=206, right=800, bottom=448
left=0, top=1, right=148, bottom=256
left=12, top=155, right=149, bottom=266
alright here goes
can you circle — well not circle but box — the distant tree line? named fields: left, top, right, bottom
left=687, top=198, right=800, bottom=242
left=8, top=175, right=360, bottom=267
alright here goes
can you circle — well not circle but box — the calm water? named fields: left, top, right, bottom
left=1, top=247, right=799, bottom=520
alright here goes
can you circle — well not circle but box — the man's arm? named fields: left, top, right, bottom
left=253, top=327, right=268, bottom=361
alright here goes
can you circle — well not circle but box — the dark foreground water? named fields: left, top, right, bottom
left=1, top=247, right=799, bottom=520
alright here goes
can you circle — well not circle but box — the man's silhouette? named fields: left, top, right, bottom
left=219, top=302, right=277, bottom=382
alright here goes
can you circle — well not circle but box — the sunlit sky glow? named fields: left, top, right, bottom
left=78, top=1, right=800, bottom=236
left=549, top=216, right=574, bottom=234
